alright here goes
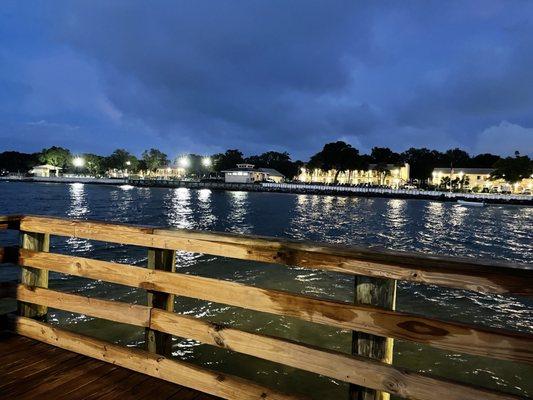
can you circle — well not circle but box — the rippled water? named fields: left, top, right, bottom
left=0, top=181, right=532, bottom=399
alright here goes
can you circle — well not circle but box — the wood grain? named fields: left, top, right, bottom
left=7, top=315, right=306, bottom=400
left=145, top=248, right=176, bottom=356
left=18, top=215, right=533, bottom=296
left=11, top=284, right=151, bottom=327
left=18, top=231, right=50, bottom=318
left=150, top=309, right=521, bottom=400
left=3, top=285, right=522, bottom=400
left=18, top=249, right=533, bottom=365
left=350, top=277, right=397, bottom=400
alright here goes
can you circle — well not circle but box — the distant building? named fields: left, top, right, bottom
left=431, top=168, right=495, bottom=190
left=152, top=165, right=186, bottom=179
left=223, top=164, right=285, bottom=184
left=29, top=164, right=62, bottom=177
left=298, top=163, right=410, bottom=187
left=257, top=168, right=285, bottom=183
left=432, top=167, right=533, bottom=193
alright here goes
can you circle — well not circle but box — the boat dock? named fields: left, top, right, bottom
left=0, top=215, right=531, bottom=399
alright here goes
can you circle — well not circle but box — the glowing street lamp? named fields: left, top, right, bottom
left=72, top=157, right=85, bottom=168
left=202, top=157, right=212, bottom=167
left=178, top=156, right=190, bottom=168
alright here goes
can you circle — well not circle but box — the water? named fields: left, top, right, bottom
left=0, top=181, right=532, bottom=398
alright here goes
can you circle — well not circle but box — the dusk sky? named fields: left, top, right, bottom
left=1, top=1, right=533, bottom=160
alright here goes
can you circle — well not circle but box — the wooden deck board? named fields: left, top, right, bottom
left=0, top=334, right=220, bottom=400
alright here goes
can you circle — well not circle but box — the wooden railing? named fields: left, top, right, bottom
left=0, top=215, right=531, bottom=400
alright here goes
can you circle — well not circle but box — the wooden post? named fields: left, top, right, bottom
left=145, top=247, right=176, bottom=356
left=350, top=276, right=396, bottom=400
left=18, top=232, right=50, bottom=319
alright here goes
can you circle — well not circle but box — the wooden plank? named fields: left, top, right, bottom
left=1, top=352, right=87, bottom=395
left=18, top=231, right=50, bottom=318
left=358, top=278, right=394, bottom=400
left=56, top=366, right=131, bottom=400
left=7, top=315, right=306, bottom=400
left=0, top=351, right=81, bottom=391
left=19, top=215, right=533, bottom=296
left=18, top=249, right=533, bottom=364
left=350, top=277, right=396, bottom=400
left=145, top=248, right=176, bottom=356
left=16, top=362, right=117, bottom=400
left=10, top=284, right=151, bottom=327
left=91, top=373, right=151, bottom=400
left=150, top=309, right=521, bottom=400
left=5, top=284, right=524, bottom=400
left=13, top=358, right=106, bottom=399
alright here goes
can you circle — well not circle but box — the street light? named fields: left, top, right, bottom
left=72, top=157, right=85, bottom=168
left=202, top=157, right=211, bottom=167
left=178, top=156, right=190, bottom=168
left=125, top=161, right=131, bottom=166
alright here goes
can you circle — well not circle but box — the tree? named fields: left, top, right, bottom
left=374, top=162, right=391, bottom=185
left=212, top=149, right=244, bottom=172
left=105, top=149, right=139, bottom=171
left=83, top=154, right=105, bottom=176
left=491, top=155, right=532, bottom=183
left=440, top=176, right=451, bottom=189
left=142, top=149, right=168, bottom=172
left=307, top=141, right=362, bottom=183
left=245, top=151, right=300, bottom=179
left=458, top=175, right=470, bottom=190
left=401, top=148, right=443, bottom=181
left=470, top=153, right=501, bottom=168
left=39, top=146, right=71, bottom=168
left=0, top=151, right=39, bottom=174
left=370, top=147, right=401, bottom=164
left=443, top=148, right=471, bottom=167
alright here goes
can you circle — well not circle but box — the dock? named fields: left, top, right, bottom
left=0, top=214, right=531, bottom=399
left=0, top=333, right=216, bottom=400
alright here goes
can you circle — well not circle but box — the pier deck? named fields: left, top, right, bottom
left=1, top=215, right=531, bottom=400
left=0, top=333, right=217, bottom=400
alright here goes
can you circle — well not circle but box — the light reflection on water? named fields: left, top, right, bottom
left=0, top=181, right=532, bottom=399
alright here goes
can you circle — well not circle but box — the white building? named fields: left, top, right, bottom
left=29, top=164, right=62, bottom=177
left=257, top=168, right=285, bottom=183
left=223, top=164, right=284, bottom=184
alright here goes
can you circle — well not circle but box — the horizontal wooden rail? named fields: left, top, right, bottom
left=4, top=315, right=305, bottom=400
left=18, top=249, right=533, bottom=365
left=18, top=215, right=533, bottom=295
left=4, top=284, right=151, bottom=327
left=2, top=284, right=522, bottom=400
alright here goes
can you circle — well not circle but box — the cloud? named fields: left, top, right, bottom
left=475, top=121, right=533, bottom=156
left=1, top=1, right=533, bottom=159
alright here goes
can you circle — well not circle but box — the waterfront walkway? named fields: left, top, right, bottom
left=0, top=333, right=218, bottom=400
left=1, top=176, right=531, bottom=205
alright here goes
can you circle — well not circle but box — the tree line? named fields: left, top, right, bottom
left=0, top=142, right=531, bottom=184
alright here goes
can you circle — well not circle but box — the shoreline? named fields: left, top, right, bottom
left=2, top=176, right=532, bottom=206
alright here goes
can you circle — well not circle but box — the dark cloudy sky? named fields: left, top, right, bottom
left=1, top=1, right=532, bottom=160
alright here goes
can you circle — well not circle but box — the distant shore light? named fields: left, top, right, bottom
left=202, top=157, right=212, bottom=167
left=179, top=156, right=190, bottom=168
left=73, top=157, right=85, bottom=167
